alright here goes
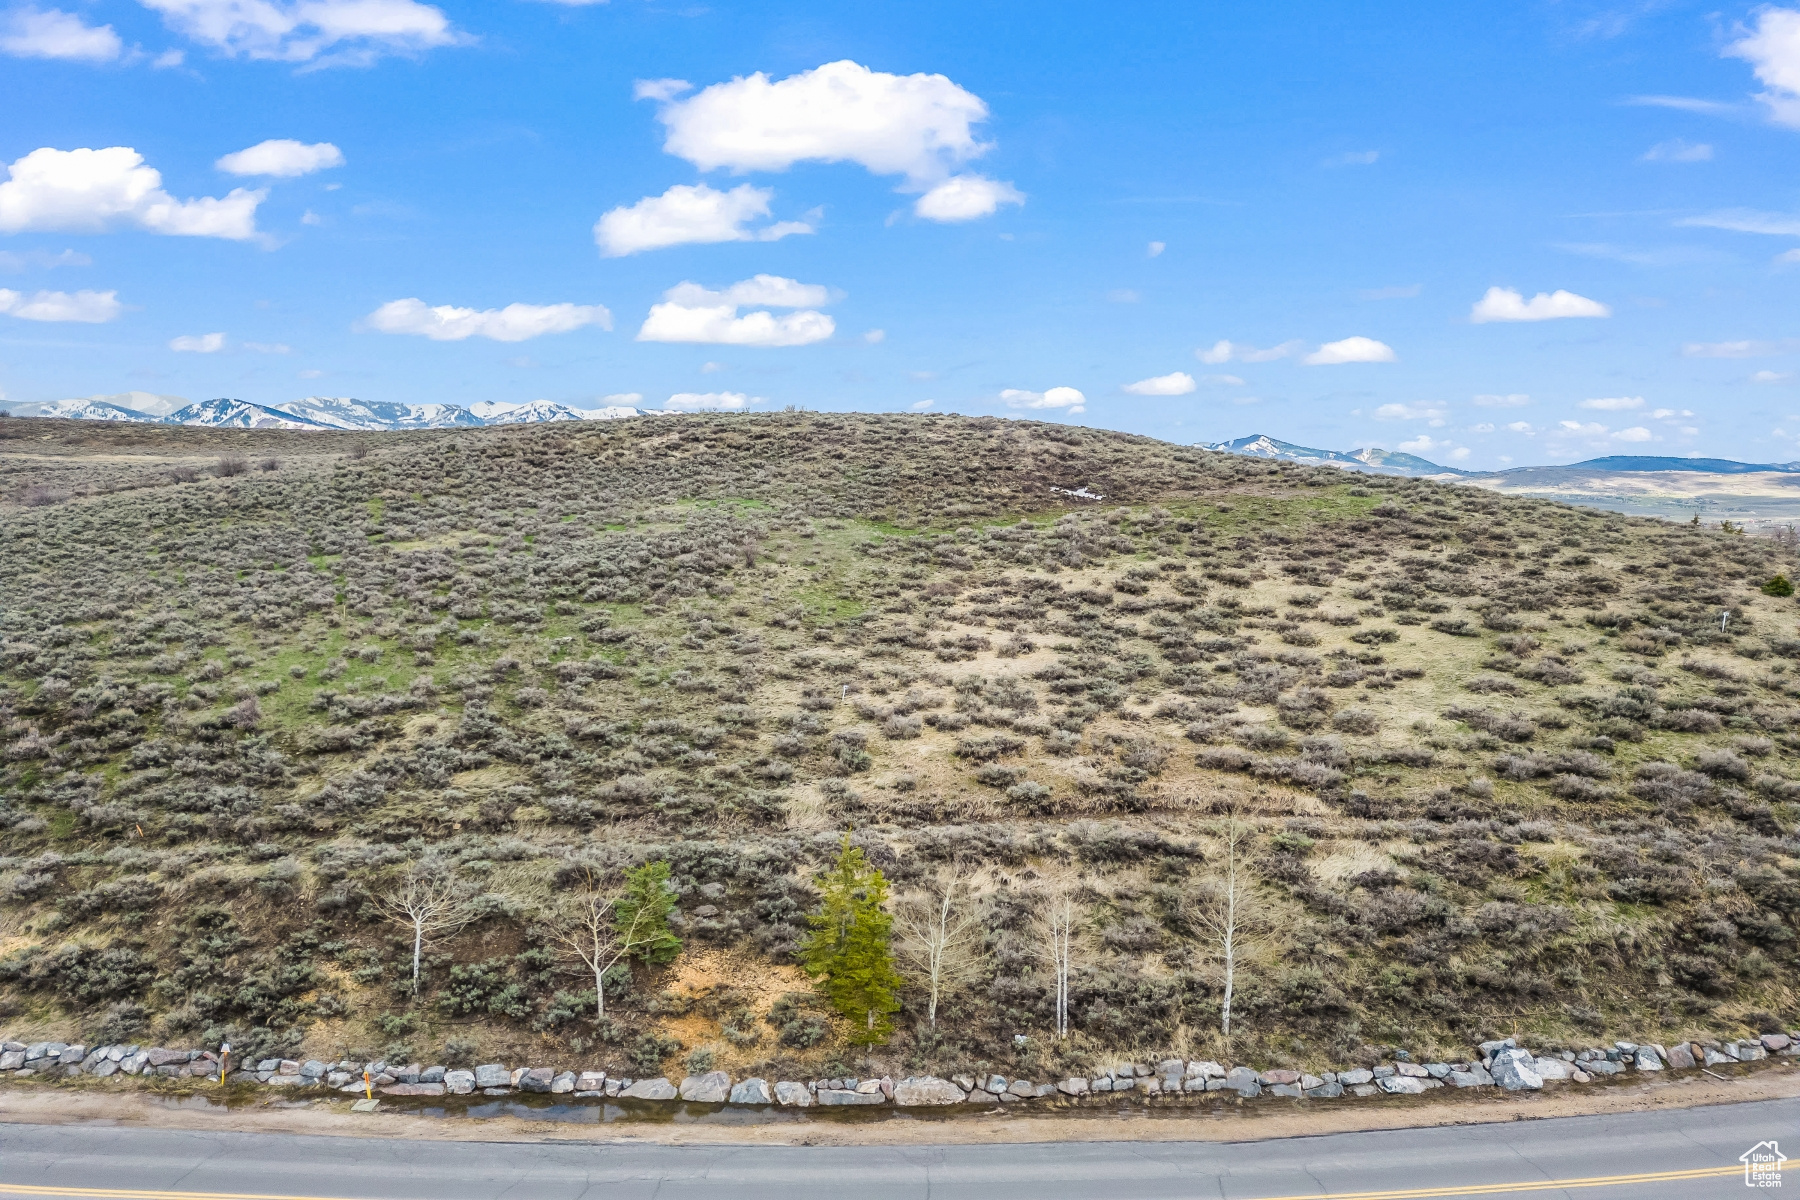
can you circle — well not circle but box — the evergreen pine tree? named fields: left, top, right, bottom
left=614, top=860, right=683, bottom=965
left=800, top=832, right=902, bottom=1042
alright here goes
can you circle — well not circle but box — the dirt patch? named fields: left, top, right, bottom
left=1, top=1061, right=1794, bottom=1148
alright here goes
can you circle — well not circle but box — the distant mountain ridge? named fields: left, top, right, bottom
left=6, top=395, right=650, bottom=430
left=1202, top=434, right=1800, bottom=479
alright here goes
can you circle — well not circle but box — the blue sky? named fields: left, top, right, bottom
left=3, top=1, right=1800, bottom=466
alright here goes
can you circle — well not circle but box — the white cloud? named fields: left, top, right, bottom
left=1472, top=393, right=1530, bottom=407
left=1448, top=447, right=1471, bottom=461
left=1624, top=94, right=1738, bottom=115
left=1726, top=6, right=1800, bottom=128
left=1374, top=402, right=1445, bottom=425
left=1614, top=426, right=1653, bottom=442
left=639, top=304, right=833, bottom=347
left=1469, top=286, right=1610, bottom=322
left=1196, top=338, right=1302, bottom=364
left=169, top=331, right=226, bottom=352
left=0, top=247, right=89, bottom=270
left=1506, top=421, right=1535, bottom=433
left=1147, top=241, right=1164, bottom=257
left=638, top=275, right=835, bottom=347
left=0, top=146, right=264, bottom=239
left=0, top=287, right=120, bottom=322
left=1123, top=371, right=1195, bottom=396
left=913, top=175, right=1024, bottom=221
left=1682, top=338, right=1798, bottom=357
left=1304, top=336, right=1396, bottom=364
left=1753, top=370, right=1796, bottom=383
left=139, top=0, right=459, bottom=67
left=665, top=391, right=754, bottom=411
left=1678, top=208, right=1800, bottom=236
left=243, top=341, right=290, bottom=353
left=654, top=59, right=990, bottom=184
left=1397, top=435, right=1441, bottom=454
left=601, top=392, right=643, bottom=405
left=1778, top=248, right=1800, bottom=264
left=1579, top=395, right=1644, bottom=411
left=1200, top=373, right=1244, bottom=385
left=216, top=139, right=344, bottom=177
left=633, top=78, right=691, bottom=102
left=593, top=183, right=811, bottom=257
left=861, top=328, right=885, bottom=344
left=1557, top=420, right=1609, bottom=436
left=1001, top=386, right=1085, bottom=413
left=662, top=274, right=831, bottom=308
left=0, top=7, right=122, bottom=60
left=1642, top=138, right=1713, bottom=162
left=365, top=298, right=612, bottom=342
left=1470, top=423, right=1495, bottom=433
left=909, top=399, right=933, bottom=411
left=151, top=47, right=183, bottom=68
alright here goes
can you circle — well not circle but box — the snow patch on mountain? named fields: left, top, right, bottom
left=164, top=399, right=333, bottom=430
left=272, top=396, right=483, bottom=430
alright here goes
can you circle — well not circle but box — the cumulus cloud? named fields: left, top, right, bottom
left=1374, top=402, right=1445, bottom=425
left=1147, top=241, right=1165, bottom=257
left=0, top=146, right=264, bottom=239
left=1753, top=369, right=1795, bottom=383
left=1469, top=286, right=1610, bottom=322
left=1397, top=434, right=1453, bottom=455
left=1473, top=393, right=1530, bottom=407
left=0, top=7, right=122, bottom=60
left=1579, top=395, right=1644, bottom=411
left=637, top=275, right=835, bottom=347
left=594, top=183, right=811, bottom=256
left=1304, top=336, right=1396, bottom=364
left=909, top=399, right=933, bottom=411
left=1507, top=421, right=1535, bottom=433
left=1195, top=339, right=1302, bottom=364
left=0, top=247, right=89, bottom=270
left=139, top=0, right=459, bottom=67
left=1614, top=426, right=1653, bottom=442
left=665, top=391, right=755, bottom=411
left=646, top=60, right=1023, bottom=220
left=1470, top=423, right=1496, bottom=433
left=1001, top=386, right=1085, bottom=413
left=216, top=140, right=344, bottom=177
left=365, top=298, right=612, bottom=342
left=913, top=175, right=1023, bottom=221
left=1726, top=6, right=1800, bottom=127
left=0, top=287, right=120, bottom=322
left=1122, top=371, right=1196, bottom=396
left=169, top=332, right=226, bottom=352
left=1642, top=138, right=1713, bottom=162
left=1557, top=420, right=1609, bottom=436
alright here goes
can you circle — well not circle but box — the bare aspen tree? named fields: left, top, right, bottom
left=548, top=879, right=647, bottom=1021
left=894, top=874, right=984, bottom=1029
left=1041, top=890, right=1077, bottom=1040
left=373, top=868, right=471, bottom=996
left=1197, top=814, right=1254, bottom=1039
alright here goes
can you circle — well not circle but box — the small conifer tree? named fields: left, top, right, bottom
left=1762, top=574, right=1794, bottom=598
left=800, top=832, right=902, bottom=1042
left=614, top=860, right=683, bottom=965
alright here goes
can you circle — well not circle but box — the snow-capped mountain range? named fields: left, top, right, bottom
left=6, top=395, right=649, bottom=430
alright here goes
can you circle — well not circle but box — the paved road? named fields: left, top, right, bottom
left=0, top=1098, right=1791, bottom=1200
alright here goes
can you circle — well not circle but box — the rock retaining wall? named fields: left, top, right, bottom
left=3, top=1031, right=1794, bottom=1109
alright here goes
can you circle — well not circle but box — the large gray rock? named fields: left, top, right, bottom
left=57, top=1045, right=86, bottom=1066
left=577, top=1071, right=606, bottom=1092
left=1338, top=1068, right=1374, bottom=1086
left=1489, top=1049, right=1543, bottom=1091
left=1056, top=1077, right=1089, bottom=1096
left=730, top=1078, right=772, bottom=1105
left=474, top=1063, right=511, bottom=1089
left=0, top=1052, right=23, bottom=1071
left=1006, top=1078, right=1035, bottom=1097
left=520, top=1067, right=556, bottom=1093
left=1532, top=1057, right=1572, bottom=1081
left=773, top=1081, right=812, bottom=1107
left=1634, top=1046, right=1664, bottom=1072
left=1187, top=1060, right=1225, bottom=1080
left=816, top=1088, right=886, bottom=1105
left=894, top=1076, right=966, bottom=1106
left=1379, top=1076, right=1426, bottom=1095
left=550, top=1072, right=575, bottom=1094
left=1224, top=1066, right=1260, bottom=1097
left=1305, top=1081, right=1345, bottom=1099
left=1449, top=1065, right=1494, bottom=1088
left=1763, top=1033, right=1793, bottom=1053
left=1665, top=1043, right=1696, bottom=1070
left=380, top=1082, right=445, bottom=1097
left=444, top=1070, right=475, bottom=1095
left=1585, top=1058, right=1624, bottom=1076
left=679, top=1071, right=732, bottom=1103
left=621, top=1077, right=677, bottom=1101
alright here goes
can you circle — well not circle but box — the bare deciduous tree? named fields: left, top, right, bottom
left=1039, top=889, right=1077, bottom=1040
left=373, top=868, right=472, bottom=995
left=894, top=873, right=984, bottom=1029
left=1195, top=813, right=1256, bottom=1039
left=547, top=876, right=656, bottom=1021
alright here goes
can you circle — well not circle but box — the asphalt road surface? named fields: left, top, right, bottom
left=0, top=1097, right=1792, bottom=1200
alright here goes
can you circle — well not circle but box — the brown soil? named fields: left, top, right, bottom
left=1, top=1060, right=1795, bottom=1148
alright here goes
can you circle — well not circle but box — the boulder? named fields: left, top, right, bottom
left=680, top=1071, right=732, bottom=1103
left=856, top=1079, right=885, bottom=1095
left=1259, top=1069, right=1301, bottom=1085
left=379, top=1083, right=445, bottom=1097
left=1448, top=1066, right=1493, bottom=1088
left=1305, top=1081, right=1344, bottom=1099
left=1156, top=1058, right=1185, bottom=1076
left=1006, top=1078, right=1036, bottom=1098
left=577, top=1071, right=606, bottom=1092
left=1478, top=1038, right=1516, bottom=1058
left=1057, top=1077, right=1090, bottom=1096
left=419, top=1065, right=445, bottom=1083
left=1763, top=1033, right=1793, bottom=1053
left=1489, top=1049, right=1543, bottom=1091
left=121, top=1053, right=148, bottom=1076
left=983, top=1074, right=1007, bottom=1094
left=1379, top=1076, right=1426, bottom=1094
left=1269, top=1083, right=1303, bottom=1098
left=1664, top=1043, right=1696, bottom=1070
left=773, top=1081, right=812, bottom=1107
left=1634, top=1046, right=1664, bottom=1072
left=1585, top=1058, right=1624, bottom=1076
left=816, top=1088, right=885, bottom=1105
left=444, top=1070, right=475, bottom=1095
left=550, top=1072, right=575, bottom=1094
left=520, top=1067, right=556, bottom=1093
left=1187, top=1060, right=1225, bottom=1079
left=730, top=1078, right=773, bottom=1105
left=893, top=1076, right=966, bottom=1106
left=1532, top=1057, right=1572, bottom=1081
left=1395, top=1062, right=1429, bottom=1078
left=57, top=1045, right=86, bottom=1066
left=620, top=1077, right=677, bottom=1101
left=1424, top=1063, right=1451, bottom=1079
left=1338, top=1068, right=1374, bottom=1086
left=301, top=1060, right=328, bottom=1079
left=474, top=1064, right=511, bottom=1089
left=0, top=1052, right=22, bottom=1071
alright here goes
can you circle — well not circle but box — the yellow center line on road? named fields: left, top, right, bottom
left=0, top=1163, right=1772, bottom=1200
